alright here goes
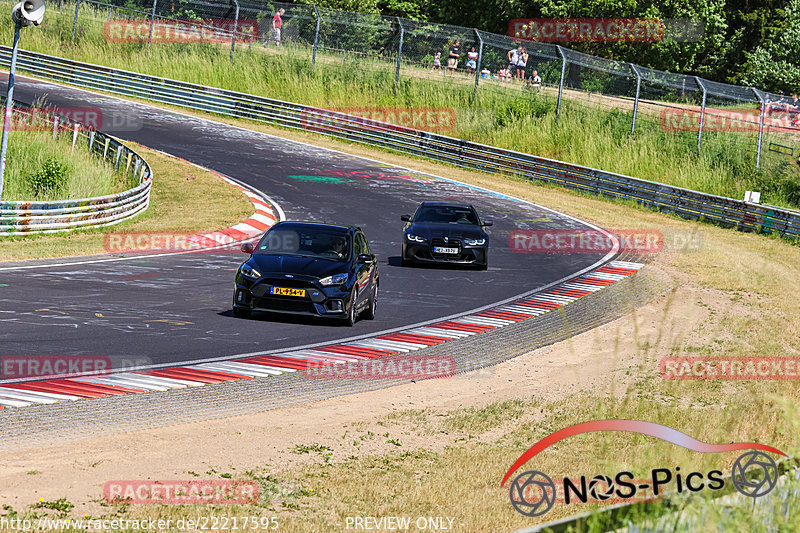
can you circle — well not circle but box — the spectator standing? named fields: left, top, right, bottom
left=430, top=51, right=442, bottom=72
left=466, top=47, right=478, bottom=73
left=447, top=40, right=461, bottom=74
left=264, top=8, right=284, bottom=47
left=516, top=47, right=529, bottom=80
left=507, top=46, right=521, bottom=79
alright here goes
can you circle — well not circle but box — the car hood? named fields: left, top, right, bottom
left=249, top=254, right=349, bottom=279
left=408, top=222, right=487, bottom=240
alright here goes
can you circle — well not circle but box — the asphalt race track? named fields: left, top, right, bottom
left=0, top=76, right=614, bottom=374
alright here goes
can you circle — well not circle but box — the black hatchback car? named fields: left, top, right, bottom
left=233, top=222, right=379, bottom=326
left=401, top=202, right=492, bottom=269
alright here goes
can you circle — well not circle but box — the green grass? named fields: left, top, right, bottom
left=1, top=129, right=124, bottom=201
left=5, top=2, right=799, bottom=208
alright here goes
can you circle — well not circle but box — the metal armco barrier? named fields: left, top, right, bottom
left=0, top=101, right=151, bottom=236
left=2, top=46, right=797, bottom=240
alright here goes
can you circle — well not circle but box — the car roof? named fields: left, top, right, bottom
left=272, top=221, right=355, bottom=233
left=416, top=202, right=475, bottom=209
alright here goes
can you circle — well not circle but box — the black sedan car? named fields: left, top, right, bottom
left=233, top=222, right=379, bottom=326
left=400, top=202, right=492, bottom=269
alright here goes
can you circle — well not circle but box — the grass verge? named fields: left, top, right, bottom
left=0, top=143, right=253, bottom=261
left=1, top=129, right=123, bottom=201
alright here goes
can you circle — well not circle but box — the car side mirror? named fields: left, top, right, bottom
left=482, top=220, right=493, bottom=227
left=241, top=242, right=254, bottom=254
left=357, top=254, right=374, bottom=264
left=400, top=214, right=412, bottom=222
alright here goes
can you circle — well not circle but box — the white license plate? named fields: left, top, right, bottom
left=433, top=246, right=459, bottom=254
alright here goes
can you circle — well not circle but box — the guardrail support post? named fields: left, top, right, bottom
left=71, top=0, right=80, bottom=42
left=752, top=87, right=765, bottom=169
left=473, top=29, right=483, bottom=102
left=312, top=6, right=320, bottom=69
left=229, top=0, right=239, bottom=63
left=695, top=76, right=707, bottom=151
left=394, top=17, right=404, bottom=95
left=630, top=63, right=641, bottom=134
left=556, top=45, right=567, bottom=118
left=147, top=0, right=157, bottom=54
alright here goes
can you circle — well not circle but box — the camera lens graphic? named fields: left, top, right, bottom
left=509, top=470, right=556, bottom=517
left=731, top=451, right=779, bottom=498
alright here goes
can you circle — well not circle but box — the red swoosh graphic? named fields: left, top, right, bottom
left=501, top=419, right=786, bottom=486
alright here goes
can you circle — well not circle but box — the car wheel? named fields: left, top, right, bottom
left=363, top=283, right=377, bottom=320
left=233, top=306, right=251, bottom=319
left=344, top=287, right=359, bottom=327
left=401, top=256, right=412, bottom=267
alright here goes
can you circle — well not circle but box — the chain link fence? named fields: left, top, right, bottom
left=46, top=0, right=800, bottom=177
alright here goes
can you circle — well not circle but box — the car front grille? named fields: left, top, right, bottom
left=430, top=238, right=462, bottom=248
left=254, top=296, right=317, bottom=314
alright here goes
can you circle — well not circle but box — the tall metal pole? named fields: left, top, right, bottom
left=229, top=0, right=239, bottom=63
left=147, top=0, right=157, bottom=54
left=472, top=29, right=483, bottom=102
left=394, top=17, right=404, bottom=94
left=556, top=45, right=567, bottom=118
left=695, top=76, right=707, bottom=151
left=312, top=5, right=320, bottom=69
left=630, top=63, right=641, bottom=134
left=753, top=87, right=765, bottom=169
left=0, top=22, right=21, bottom=200
left=71, top=0, right=80, bottom=41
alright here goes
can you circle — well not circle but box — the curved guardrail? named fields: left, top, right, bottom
left=2, top=46, right=798, bottom=239
left=0, top=102, right=151, bottom=236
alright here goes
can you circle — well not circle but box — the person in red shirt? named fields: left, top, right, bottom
left=264, top=8, right=284, bottom=47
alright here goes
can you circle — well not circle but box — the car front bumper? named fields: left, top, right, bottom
left=403, top=242, right=487, bottom=264
left=233, top=275, right=353, bottom=317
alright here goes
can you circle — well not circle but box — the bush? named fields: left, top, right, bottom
left=496, top=96, right=554, bottom=126
left=26, top=158, right=69, bottom=197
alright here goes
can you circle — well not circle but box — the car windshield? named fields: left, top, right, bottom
left=256, top=227, right=350, bottom=260
left=415, top=206, right=479, bottom=225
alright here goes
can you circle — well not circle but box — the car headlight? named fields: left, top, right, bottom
left=240, top=264, right=261, bottom=280
left=319, top=273, right=348, bottom=286
left=406, top=233, right=427, bottom=243
left=464, top=238, right=486, bottom=246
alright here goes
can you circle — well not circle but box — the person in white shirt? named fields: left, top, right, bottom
left=528, top=69, right=542, bottom=89
left=466, top=47, right=478, bottom=72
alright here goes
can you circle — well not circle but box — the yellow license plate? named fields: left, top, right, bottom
left=271, top=287, right=306, bottom=297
